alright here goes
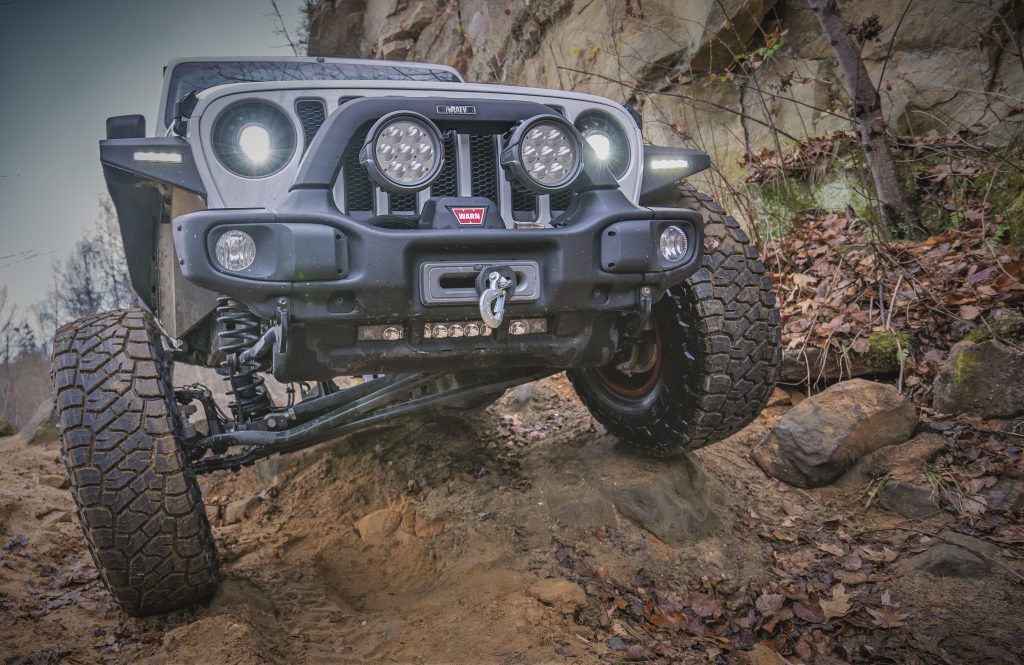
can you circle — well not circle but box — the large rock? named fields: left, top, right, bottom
left=876, top=480, right=939, bottom=519
left=933, top=338, right=1024, bottom=418
left=308, top=0, right=1024, bottom=189
left=753, top=380, right=917, bottom=488
left=537, top=443, right=717, bottom=545
left=526, top=578, right=587, bottom=611
left=912, top=544, right=990, bottom=579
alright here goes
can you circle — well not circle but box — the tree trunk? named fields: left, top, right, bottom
left=808, top=0, right=909, bottom=235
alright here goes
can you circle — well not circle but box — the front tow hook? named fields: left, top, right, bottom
left=476, top=265, right=517, bottom=329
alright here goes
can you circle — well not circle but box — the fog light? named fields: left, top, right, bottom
left=214, top=230, right=256, bottom=271
left=659, top=226, right=688, bottom=263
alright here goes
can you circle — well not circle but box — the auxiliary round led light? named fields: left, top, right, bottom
left=214, top=230, right=257, bottom=272
left=500, top=115, right=583, bottom=194
left=360, top=112, right=444, bottom=193
left=659, top=226, right=689, bottom=263
left=212, top=100, right=296, bottom=178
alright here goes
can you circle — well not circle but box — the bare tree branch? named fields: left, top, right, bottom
left=556, top=65, right=803, bottom=142
left=268, top=0, right=301, bottom=57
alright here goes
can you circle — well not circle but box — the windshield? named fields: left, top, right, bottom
left=165, top=60, right=462, bottom=126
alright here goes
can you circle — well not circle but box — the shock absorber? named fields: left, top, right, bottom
left=216, top=296, right=273, bottom=422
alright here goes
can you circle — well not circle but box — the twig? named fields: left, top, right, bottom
left=854, top=525, right=1024, bottom=584
left=268, top=0, right=300, bottom=56
left=884, top=274, right=902, bottom=331
left=556, top=66, right=803, bottom=142
left=877, top=0, right=914, bottom=100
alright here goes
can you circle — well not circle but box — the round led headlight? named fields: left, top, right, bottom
left=214, top=230, right=257, bottom=272
left=500, top=115, right=583, bottom=194
left=359, top=112, right=444, bottom=193
left=212, top=100, right=297, bottom=178
left=659, top=225, right=689, bottom=263
left=574, top=110, right=630, bottom=179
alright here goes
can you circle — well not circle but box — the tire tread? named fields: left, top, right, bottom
left=51, top=309, right=218, bottom=616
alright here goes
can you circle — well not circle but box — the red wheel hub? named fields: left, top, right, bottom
left=595, top=325, right=662, bottom=398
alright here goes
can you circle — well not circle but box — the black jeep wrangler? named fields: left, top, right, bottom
left=51, top=57, right=780, bottom=616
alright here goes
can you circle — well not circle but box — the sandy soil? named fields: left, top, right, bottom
left=1, top=375, right=1021, bottom=664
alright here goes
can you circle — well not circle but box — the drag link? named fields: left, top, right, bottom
left=189, top=369, right=551, bottom=474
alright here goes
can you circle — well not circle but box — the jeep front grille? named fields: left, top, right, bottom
left=294, top=98, right=574, bottom=224
left=340, top=127, right=572, bottom=226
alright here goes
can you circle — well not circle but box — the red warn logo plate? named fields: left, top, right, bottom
left=450, top=207, right=486, bottom=225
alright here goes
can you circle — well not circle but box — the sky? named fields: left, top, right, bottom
left=0, top=0, right=306, bottom=314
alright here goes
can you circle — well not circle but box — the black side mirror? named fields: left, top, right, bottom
left=173, top=90, right=199, bottom=137
left=106, top=114, right=146, bottom=140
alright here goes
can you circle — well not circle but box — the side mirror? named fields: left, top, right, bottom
left=106, top=114, right=146, bottom=140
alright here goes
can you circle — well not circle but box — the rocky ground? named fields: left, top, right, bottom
left=1, top=374, right=1022, bottom=664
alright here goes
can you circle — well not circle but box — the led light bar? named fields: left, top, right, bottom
left=358, top=324, right=405, bottom=341
left=133, top=151, right=183, bottom=164
left=508, top=318, right=548, bottom=336
left=422, top=321, right=492, bottom=339
left=650, top=158, right=689, bottom=170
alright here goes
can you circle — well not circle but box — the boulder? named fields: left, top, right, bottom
left=865, top=433, right=946, bottom=478
left=933, top=338, right=1024, bottom=418
left=876, top=480, right=939, bottom=519
left=912, top=543, right=990, bottom=579
left=600, top=454, right=717, bottom=546
left=753, top=380, right=917, bottom=488
left=526, top=578, right=587, bottom=611
left=355, top=507, right=402, bottom=545
left=223, top=496, right=259, bottom=525
left=38, top=473, right=69, bottom=490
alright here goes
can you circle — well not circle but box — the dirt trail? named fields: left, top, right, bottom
left=1, top=375, right=1022, bottom=664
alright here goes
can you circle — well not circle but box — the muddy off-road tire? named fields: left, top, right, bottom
left=51, top=309, right=218, bottom=616
left=568, top=187, right=781, bottom=456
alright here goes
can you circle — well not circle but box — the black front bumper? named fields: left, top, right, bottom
left=173, top=188, right=703, bottom=378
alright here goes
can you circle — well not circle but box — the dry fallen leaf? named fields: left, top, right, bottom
left=959, top=304, right=982, bottom=321
left=833, top=569, right=869, bottom=585
left=819, top=584, right=853, bottom=620
left=817, top=543, right=845, bottom=557
left=755, top=593, right=785, bottom=616
left=866, top=606, right=909, bottom=628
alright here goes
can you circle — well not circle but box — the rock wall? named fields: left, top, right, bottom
left=307, top=0, right=1023, bottom=185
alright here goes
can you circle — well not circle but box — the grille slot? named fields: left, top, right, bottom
left=550, top=190, right=574, bottom=211
left=434, top=132, right=458, bottom=198
left=390, top=191, right=417, bottom=212
left=343, top=128, right=373, bottom=212
left=511, top=188, right=536, bottom=213
left=469, top=134, right=498, bottom=202
left=295, top=99, right=326, bottom=150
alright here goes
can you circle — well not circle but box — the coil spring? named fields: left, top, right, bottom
left=217, top=297, right=272, bottom=421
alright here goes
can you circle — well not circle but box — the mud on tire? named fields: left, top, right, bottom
left=568, top=187, right=781, bottom=456
left=51, top=309, right=218, bottom=616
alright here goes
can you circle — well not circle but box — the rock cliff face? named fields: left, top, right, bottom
left=307, top=0, right=1023, bottom=182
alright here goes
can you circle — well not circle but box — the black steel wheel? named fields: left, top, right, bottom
left=51, top=309, right=219, bottom=616
left=568, top=187, right=781, bottom=456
